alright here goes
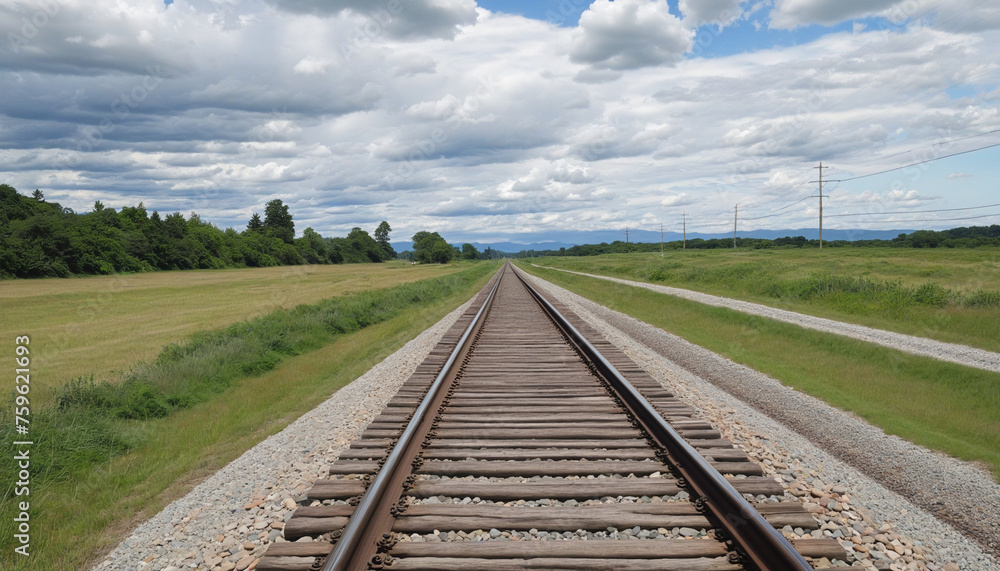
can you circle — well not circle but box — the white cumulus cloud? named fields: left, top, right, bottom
left=570, top=0, right=693, bottom=72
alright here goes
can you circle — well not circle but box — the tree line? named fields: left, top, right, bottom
left=512, top=226, right=1000, bottom=257
left=0, top=184, right=407, bottom=278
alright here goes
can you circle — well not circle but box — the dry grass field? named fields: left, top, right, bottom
left=0, top=261, right=494, bottom=570
left=0, top=262, right=464, bottom=398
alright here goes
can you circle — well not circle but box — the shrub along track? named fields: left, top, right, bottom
left=256, top=262, right=845, bottom=570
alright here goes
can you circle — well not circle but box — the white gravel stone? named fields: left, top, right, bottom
left=89, top=299, right=474, bottom=571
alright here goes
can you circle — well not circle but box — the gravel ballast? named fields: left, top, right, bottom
left=534, top=265, right=1000, bottom=374
left=525, top=272, right=999, bottom=569
left=90, top=299, right=473, bottom=571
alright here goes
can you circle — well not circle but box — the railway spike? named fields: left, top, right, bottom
left=402, top=475, right=418, bottom=491
left=390, top=497, right=410, bottom=516
left=377, top=533, right=398, bottom=551
left=727, top=549, right=751, bottom=566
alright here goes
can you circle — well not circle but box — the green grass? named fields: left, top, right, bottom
left=531, top=247, right=1000, bottom=353
left=0, top=261, right=465, bottom=398
left=0, top=262, right=497, bottom=570
left=519, top=262, right=1000, bottom=483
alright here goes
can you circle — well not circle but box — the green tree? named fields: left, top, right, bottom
left=461, top=243, right=479, bottom=260
left=374, top=220, right=395, bottom=261
left=431, top=241, right=455, bottom=263
left=32, top=189, right=44, bottom=201
left=263, top=199, right=294, bottom=244
left=295, top=227, right=329, bottom=264
left=374, top=221, right=391, bottom=245
left=247, top=212, right=264, bottom=234
left=0, top=184, right=42, bottom=225
left=163, top=212, right=188, bottom=239
left=347, top=227, right=383, bottom=263
left=412, top=231, right=453, bottom=264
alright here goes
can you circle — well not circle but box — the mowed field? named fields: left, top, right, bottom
left=1, top=261, right=464, bottom=399
left=531, top=247, right=1000, bottom=352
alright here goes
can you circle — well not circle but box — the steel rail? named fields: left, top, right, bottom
left=321, top=266, right=505, bottom=571
left=510, top=264, right=813, bottom=571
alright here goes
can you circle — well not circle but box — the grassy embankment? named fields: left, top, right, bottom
left=0, top=261, right=496, bottom=570
left=518, top=258, right=1000, bottom=482
left=531, top=247, right=1000, bottom=353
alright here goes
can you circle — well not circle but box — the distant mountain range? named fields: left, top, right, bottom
left=392, top=228, right=915, bottom=253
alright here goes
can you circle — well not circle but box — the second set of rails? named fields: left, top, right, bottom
left=256, top=262, right=846, bottom=570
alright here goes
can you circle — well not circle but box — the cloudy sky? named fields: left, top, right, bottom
left=1, top=0, right=998, bottom=244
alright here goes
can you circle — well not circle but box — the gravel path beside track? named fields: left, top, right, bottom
left=533, top=265, right=1000, bottom=373
left=526, top=272, right=999, bottom=569
left=90, top=300, right=473, bottom=571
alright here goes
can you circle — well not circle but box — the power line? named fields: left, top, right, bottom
left=827, top=202, right=1000, bottom=218
left=664, top=128, right=1000, bottom=235
left=742, top=195, right=813, bottom=221
left=737, top=166, right=816, bottom=208
left=855, top=128, right=1000, bottom=167
left=833, top=213, right=1000, bottom=224
left=826, top=139, right=1000, bottom=183
left=711, top=132, right=999, bottom=226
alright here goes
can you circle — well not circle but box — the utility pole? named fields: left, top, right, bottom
left=625, top=225, right=630, bottom=252
left=660, top=223, right=664, bottom=257
left=813, top=162, right=829, bottom=250
left=733, top=204, right=738, bottom=249
left=682, top=212, right=687, bottom=250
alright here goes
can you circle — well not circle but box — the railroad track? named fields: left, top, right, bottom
left=257, top=262, right=847, bottom=570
